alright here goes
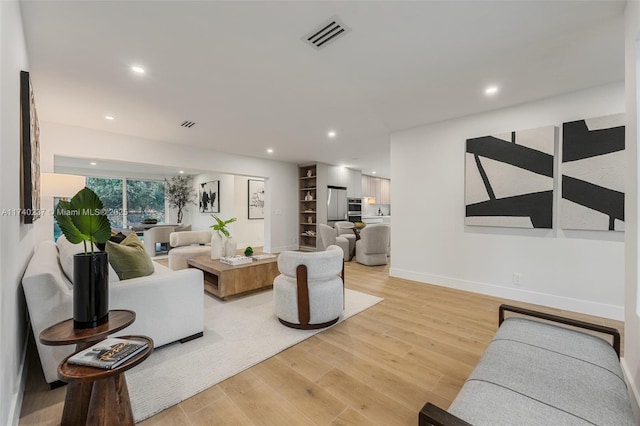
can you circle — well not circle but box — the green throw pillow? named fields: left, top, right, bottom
left=106, top=233, right=154, bottom=280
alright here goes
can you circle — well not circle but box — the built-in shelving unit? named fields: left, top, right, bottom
left=299, top=164, right=317, bottom=251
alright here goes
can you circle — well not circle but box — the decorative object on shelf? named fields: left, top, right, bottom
left=20, top=70, right=41, bottom=224
left=307, top=169, right=313, bottom=177
left=165, top=175, right=196, bottom=224
left=210, top=215, right=237, bottom=259
left=304, top=191, right=313, bottom=201
left=560, top=113, right=625, bottom=231
left=54, top=187, right=112, bottom=329
left=307, top=216, right=313, bottom=224
left=248, top=179, right=265, bottom=219
left=199, top=180, right=219, bottom=213
left=142, top=218, right=158, bottom=224
left=244, top=246, right=254, bottom=256
left=465, top=125, right=555, bottom=229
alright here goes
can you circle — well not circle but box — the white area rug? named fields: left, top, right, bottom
left=125, top=289, right=383, bottom=422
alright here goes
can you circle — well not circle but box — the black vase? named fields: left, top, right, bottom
left=73, top=251, right=109, bottom=329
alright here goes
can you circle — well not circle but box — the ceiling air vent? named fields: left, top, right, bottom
left=303, top=15, right=351, bottom=50
left=181, top=120, right=196, bottom=128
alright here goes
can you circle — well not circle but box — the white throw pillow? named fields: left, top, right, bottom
left=56, top=235, right=120, bottom=283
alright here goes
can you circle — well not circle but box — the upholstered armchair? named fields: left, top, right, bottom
left=318, top=223, right=350, bottom=261
left=143, top=226, right=176, bottom=257
left=273, top=245, right=344, bottom=329
left=168, top=230, right=213, bottom=270
left=355, top=223, right=391, bottom=266
left=334, top=221, right=356, bottom=257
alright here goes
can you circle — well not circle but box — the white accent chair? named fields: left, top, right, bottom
left=318, top=223, right=350, bottom=261
left=334, top=221, right=356, bottom=258
left=168, top=230, right=213, bottom=270
left=143, top=225, right=176, bottom=257
left=273, top=245, right=344, bottom=329
left=355, top=223, right=391, bottom=266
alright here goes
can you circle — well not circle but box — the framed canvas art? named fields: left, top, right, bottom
left=199, top=180, right=219, bottom=213
left=465, top=125, right=556, bottom=229
left=20, top=71, right=41, bottom=224
left=560, top=113, right=625, bottom=231
left=248, top=179, right=265, bottom=219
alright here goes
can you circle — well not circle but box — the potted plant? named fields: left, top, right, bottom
left=54, top=187, right=112, bottom=329
left=165, top=175, right=196, bottom=224
left=210, top=215, right=237, bottom=259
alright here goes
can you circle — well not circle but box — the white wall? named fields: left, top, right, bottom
left=233, top=176, right=264, bottom=249
left=623, top=0, right=640, bottom=418
left=391, top=82, right=625, bottom=320
left=39, top=122, right=298, bottom=253
left=0, top=2, right=35, bottom=424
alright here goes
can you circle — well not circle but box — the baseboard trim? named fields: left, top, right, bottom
left=621, top=358, right=640, bottom=422
left=269, top=244, right=298, bottom=253
left=389, top=268, right=624, bottom=320
left=8, top=326, right=30, bottom=426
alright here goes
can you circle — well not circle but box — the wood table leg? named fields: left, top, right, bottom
left=60, top=382, right=93, bottom=426
left=86, top=374, right=134, bottom=426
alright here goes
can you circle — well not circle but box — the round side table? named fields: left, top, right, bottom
left=39, top=310, right=136, bottom=426
left=58, top=335, right=153, bottom=426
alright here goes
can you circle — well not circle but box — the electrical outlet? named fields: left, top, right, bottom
left=513, top=273, right=523, bottom=286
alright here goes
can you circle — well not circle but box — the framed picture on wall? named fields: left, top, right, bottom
left=199, top=180, right=219, bottom=213
left=20, top=70, right=41, bottom=224
left=248, top=179, right=265, bottom=219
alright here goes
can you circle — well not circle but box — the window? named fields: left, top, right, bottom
left=87, top=177, right=124, bottom=228
left=126, top=179, right=165, bottom=225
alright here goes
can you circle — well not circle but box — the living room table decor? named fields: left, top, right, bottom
left=54, top=187, right=112, bottom=328
left=210, top=215, right=237, bottom=259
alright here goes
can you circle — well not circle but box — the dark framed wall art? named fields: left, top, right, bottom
left=20, top=70, right=41, bottom=224
left=199, top=180, right=219, bottom=213
left=248, top=179, right=265, bottom=219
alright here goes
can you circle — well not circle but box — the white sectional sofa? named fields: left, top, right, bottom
left=22, top=240, right=205, bottom=384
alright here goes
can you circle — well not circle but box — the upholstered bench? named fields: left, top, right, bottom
left=168, top=230, right=212, bottom=270
left=419, top=305, right=636, bottom=426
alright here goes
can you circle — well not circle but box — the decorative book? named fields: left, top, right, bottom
left=251, top=254, right=277, bottom=261
left=220, top=255, right=253, bottom=266
left=67, top=337, right=148, bottom=369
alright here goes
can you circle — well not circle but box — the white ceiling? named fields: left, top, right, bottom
left=21, top=1, right=626, bottom=179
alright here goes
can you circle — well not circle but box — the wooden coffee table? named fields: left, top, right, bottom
left=187, top=255, right=279, bottom=300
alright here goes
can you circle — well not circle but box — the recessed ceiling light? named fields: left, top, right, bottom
left=90, top=162, right=97, bottom=166
left=131, top=65, right=145, bottom=74
left=372, top=171, right=377, bottom=174
left=485, top=86, right=498, bottom=95
left=266, top=148, right=274, bottom=154
left=328, top=131, right=336, bottom=138
left=105, top=115, right=114, bottom=121
left=179, top=170, right=184, bottom=174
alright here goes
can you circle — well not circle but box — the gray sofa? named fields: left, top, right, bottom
left=420, top=305, right=636, bottom=426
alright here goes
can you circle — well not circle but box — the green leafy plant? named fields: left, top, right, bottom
left=244, top=246, right=254, bottom=256
left=54, top=187, right=112, bottom=254
left=210, top=215, right=237, bottom=238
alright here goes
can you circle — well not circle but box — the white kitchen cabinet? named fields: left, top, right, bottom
left=361, top=175, right=390, bottom=204
left=347, top=169, right=362, bottom=198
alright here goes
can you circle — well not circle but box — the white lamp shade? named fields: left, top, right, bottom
left=41, top=173, right=85, bottom=198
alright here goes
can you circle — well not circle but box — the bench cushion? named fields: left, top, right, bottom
left=448, top=317, right=635, bottom=425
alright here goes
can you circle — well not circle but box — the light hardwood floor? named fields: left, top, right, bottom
left=19, top=260, right=624, bottom=425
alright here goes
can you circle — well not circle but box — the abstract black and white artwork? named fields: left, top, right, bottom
left=199, top=180, right=219, bottom=213
left=248, top=179, right=265, bottom=219
left=560, top=114, right=625, bottom=231
left=465, top=125, right=556, bottom=228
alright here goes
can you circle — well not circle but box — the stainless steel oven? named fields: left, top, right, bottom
left=347, top=198, right=362, bottom=223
